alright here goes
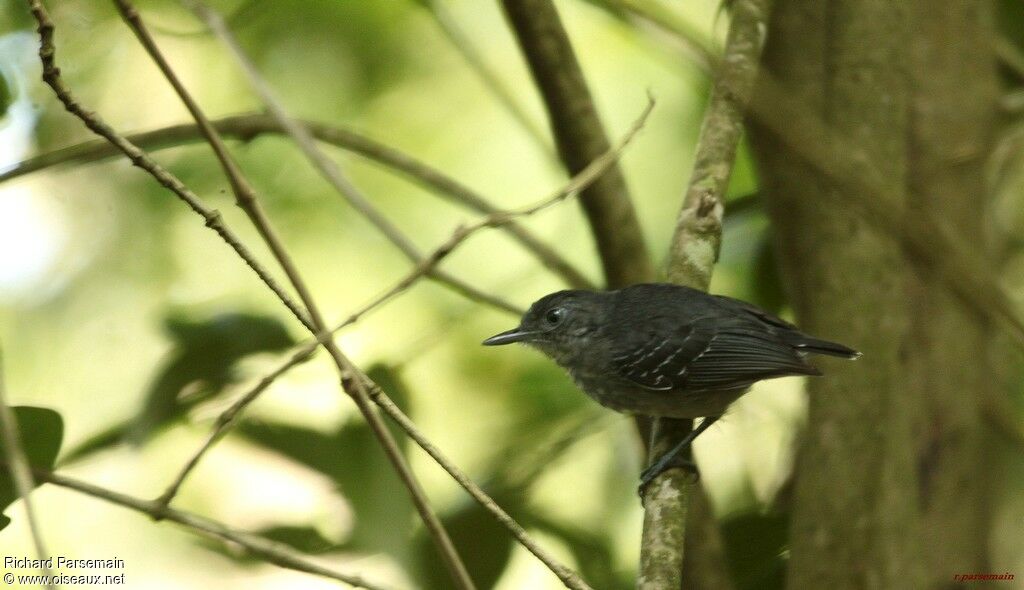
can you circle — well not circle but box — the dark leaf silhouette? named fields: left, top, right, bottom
left=60, top=312, right=295, bottom=465
left=133, top=312, right=295, bottom=442
left=201, top=525, right=339, bottom=563
left=720, top=511, right=789, bottom=590
left=416, top=491, right=522, bottom=590
left=0, top=407, right=63, bottom=531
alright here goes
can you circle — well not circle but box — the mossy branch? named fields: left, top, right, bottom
left=640, top=1, right=773, bottom=588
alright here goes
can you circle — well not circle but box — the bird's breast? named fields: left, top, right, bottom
left=569, top=370, right=744, bottom=419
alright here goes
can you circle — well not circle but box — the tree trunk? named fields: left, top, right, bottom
left=750, top=1, right=1001, bottom=589
left=905, top=0, right=1000, bottom=580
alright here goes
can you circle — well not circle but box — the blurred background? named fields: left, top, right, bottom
left=0, top=0, right=1022, bottom=588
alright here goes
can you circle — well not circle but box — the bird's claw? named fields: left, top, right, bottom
left=637, top=459, right=699, bottom=498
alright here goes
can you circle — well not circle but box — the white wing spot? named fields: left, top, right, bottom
left=654, top=347, right=683, bottom=373
left=623, top=337, right=671, bottom=370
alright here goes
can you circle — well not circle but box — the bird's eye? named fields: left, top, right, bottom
left=544, top=307, right=566, bottom=327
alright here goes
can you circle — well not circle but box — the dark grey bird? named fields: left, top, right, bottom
left=482, top=283, right=860, bottom=489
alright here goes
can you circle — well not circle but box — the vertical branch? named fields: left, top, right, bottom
left=500, top=0, right=655, bottom=288
left=0, top=347, right=55, bottom=590
left=642, top=1, right=772, bottom=588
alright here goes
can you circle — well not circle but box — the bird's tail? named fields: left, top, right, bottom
left=794, top=335, right=861, bottom=359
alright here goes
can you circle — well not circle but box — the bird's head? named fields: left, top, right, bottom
left=482, top=289, right=606, bottom=364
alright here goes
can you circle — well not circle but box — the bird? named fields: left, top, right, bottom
left=482, top=283, right=860, bottom=490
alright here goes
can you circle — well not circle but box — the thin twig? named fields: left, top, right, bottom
left=0, top=114, right=596, bottom=290
left=155, top=98, right=652, bottom=590
left=154, top=344, right=316, bottom=506
left=0, top=347, right=55, bottom=590
left=185, top=0, right=518, bottom=316
left=25, top=0, right=314, bottom=332
left=366, top=387, right=595, bottom=590
left=29, top=0, right=644, bottom=585
left=423, top=0, right=557, bottom=157
left=34, top=470, right=395, bottom=590
left=501, top=0, right=656, bottom=288
left=590, top=0, right=718, bottom=74
left=641, top=0, right=773, bottom=588
left=157, top=238, right=451, bottom=504
left=107, top=1, right=476, bottom=587
left=338, top=101, right=649, bottom=590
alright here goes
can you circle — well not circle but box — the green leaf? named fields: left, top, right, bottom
left=57, top=424, right=127, bottom=466
left=131, top=312, right=295, bottom=443
left=720, top=511, right=789, bottom=590
left=60, top=313, right=296, bottom=463
left=0, top=407, right=64, bottom=531
left=259, top=525, right=337, bottom=554
left=998, top=0, right=1024, bottom=62
left=0, top=72, right=10, bottom=119
left=416, top=491, right=522, bottom=590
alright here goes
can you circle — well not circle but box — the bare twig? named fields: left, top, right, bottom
left=154, top=343, right=317, bottom=506
left=423, top=0, right=556, bottom=158
left=25, top=0, right=314, bottom=332
left=34, top=469, right=395, bottom=590
left=501, top=0, right=655, bottom=288
left=107, top=1, right=476, bottom=587
left=184, top=0, right=518, bottom=316
left=641, top=0, right=772, bottom=588
left=366, top=387, right=595, bottom=590
left=156, top=99, right=652, bottom=590
left=589, top=0, right=718, bottom=74
left=0, top=114, right=595, bottom=290
left=0, top=347, right=55, bottom=590
left=28, top=0, right=645, bottom=585
left=360, top=100, right=649, bottom=590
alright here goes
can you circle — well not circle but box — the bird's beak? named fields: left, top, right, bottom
left=482, top=327, right=533, bottom=346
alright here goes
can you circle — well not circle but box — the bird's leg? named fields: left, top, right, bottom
left=639, top=415, right=721, bottom=494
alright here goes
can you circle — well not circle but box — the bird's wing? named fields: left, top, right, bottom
left=612, top=317, right=819, bottom=392
left=610, top=318, right=717, bottom=391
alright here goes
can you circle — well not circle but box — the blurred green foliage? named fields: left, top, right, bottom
left=59, top=312, right=295, bottom=463
left=0, top=407, right=63, bottom=531
left=0, top=74, right=10, bottom=119
left=0, top=0, right=908, bottom=587
left=720, top=511, right=788, bottom=590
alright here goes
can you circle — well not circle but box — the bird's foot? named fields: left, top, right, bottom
left=638, top=458, right=699, bottom=498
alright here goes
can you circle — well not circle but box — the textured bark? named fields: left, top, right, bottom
left=750, top=1, right=1000, bottom=589
left=905, top=0, right=1000, bottom=579
left=752, top=2, right=921, bottom=589
left=644, top=1, right=772, bottom=588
